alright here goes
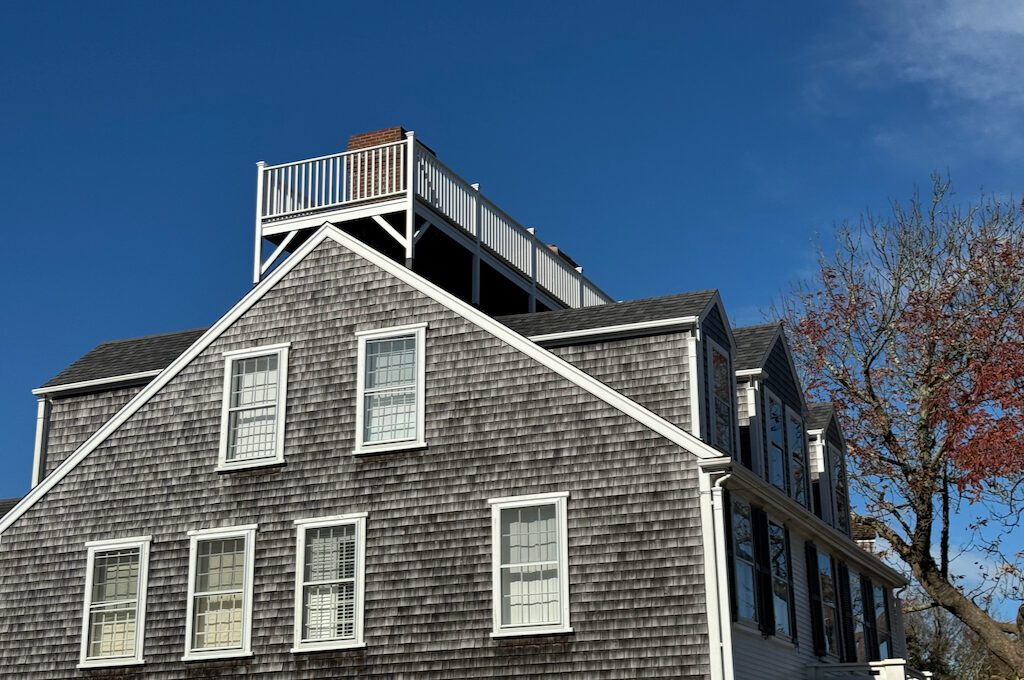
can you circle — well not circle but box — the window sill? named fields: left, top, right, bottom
left=181, top=649, right=253, bottom=662
left=353, top=440, right=427, bottom=456
left=291, top=640, right=366, bottom=653
left=77, top=658, right=144, bottom=669
left=216, top=458, right=285, bottom=473
left=732, top=622, right=796, bottom=648
left=490, top=626, right=574, bottom=639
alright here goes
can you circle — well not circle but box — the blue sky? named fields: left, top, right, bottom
left=1, top=1, right=1021, bottom=593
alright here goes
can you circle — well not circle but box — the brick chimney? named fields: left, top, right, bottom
left=344, top=126, right=408, bottom=200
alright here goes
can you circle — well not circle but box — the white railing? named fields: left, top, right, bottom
left=413, top=144, right=613, bottom=307
left=259, top=140, right=406, bottom=220
left=257, top=136, right=613, bottom=308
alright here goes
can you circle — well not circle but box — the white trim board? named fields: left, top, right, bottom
left=526, top=316, right=698, bottom=344
left=0, top=223, right=722, bottom=538
left=32, top=370, right=162, bottom=396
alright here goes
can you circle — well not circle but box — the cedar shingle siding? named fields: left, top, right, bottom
left=0, top=239, right=711, bottom=678
left=43, top=385, right=144, bottom=476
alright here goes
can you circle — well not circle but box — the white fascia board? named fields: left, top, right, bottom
left=527, top=316, right=699, bottom=344
left=701, top=459, right=907, bottom=587
left=31, top=370, right=163, bottom=396
left=0, top=223, right=721, bottom=539
left=735, top=368, right=768, bottom=380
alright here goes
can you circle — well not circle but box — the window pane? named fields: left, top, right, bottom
left=768, top=523, right=788, bottom=580
left=365, top=336, right=416, bottom=389
left=305, top=525, right=356, bottom=582
left=91, top=549, right=140, bottom=604
left=192, top=593, right=243, bottom=650
left=500, top=505, right=558, bottom=566
left=731, top=502, right=754, bottom=563
left=735, top=563, right=757, bottom=621
left=818, top=553, right=836, bottom=605
left=768, top=398, right=784, bottom=448
left=768, top=445, right=787, bottom=490
left=230, top=354, right=278, bottom=407
left=823, top=603, right=839, bottom=656
left=228, top=406, right=278, bottom=461
left=712, top=348, right=731, bottom=401
left=88, top=607, right=136, bottom=659
left=303, top=582, right=355, bottom=641
left=363, top=389, right=416, bottom=443
left=773, top=578, right=792, bottom=637
left=196, top=538, right=245, bottom=593
left=501, top=565, right=560, bottom=626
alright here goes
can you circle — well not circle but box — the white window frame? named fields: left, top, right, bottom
left=730, top=497, right=759, bottom=626
left=706, top=337, right=735, bottom=455
left=817, top=551, right=841, bottom=659
left=488, top=491, right=572, bottom=638
left=767, top=518, right=793, bottom=640
left=292, top=513, right=368, bottom=653
left=217, top=343, right=290, bottom=471
left=78, top=536, right=152, bottom=669
left=786, top=405, right=810, bottom=509
left=354, top=323, right=427, bottom=454
left=182, top=524, right=257, bottom=662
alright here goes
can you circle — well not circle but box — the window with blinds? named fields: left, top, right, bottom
left=219, top=344, right=289, bottom=470
left=489, top=492, right=571, bottom=636
left=293, top=514, right=367, bottom=652
left=79, top=538, right=150, bottom=668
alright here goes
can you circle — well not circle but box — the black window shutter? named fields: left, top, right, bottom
left=836, top=562, right=856, bottom=661
left=723, top=490, right=738, bottom=622
left=804, top=542, right=826, bottom=657
left=751, top=506, right=774, bottom=636
left=862, top=574, right=879, bottom=661
left=784, top=527, right=798, bottom=644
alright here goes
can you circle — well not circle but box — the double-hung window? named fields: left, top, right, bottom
left=293, top=514, right=367, bottom=652
left=355, top=323, right=426, bottom=453
left=768, top=520, right=793, bottom=639
left=488, top=492, right=571, bottom=637
left=183, top=525, right=256, bottom=661
left=218, top=344, right=289, bottom=470
left=829, top=442, right=850, bottom=534
left=708, top=340, right=734, bottom=455
left=731, top=497, right=759, bottom=624
left=817, top=552, right=840, bottom=657
left=849, top=569, right=868, bottom=661
left=786, top=407, right=809, bottom=508
left=873, top=584, right=891, bottom=659
left=79, top=537, right=151, bottom=668
left=765, top=391, right=787, bottom=492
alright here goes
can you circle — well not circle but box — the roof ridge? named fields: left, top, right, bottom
left=733, top=321, right=780, bottom=331
left=496, top=288, right=718, bottom=321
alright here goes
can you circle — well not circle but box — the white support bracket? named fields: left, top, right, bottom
left=413, top=219, right=434, bottom=245
left=260, top=230, right=299, bottom=276
left=372, top=215, right=409, bottom=249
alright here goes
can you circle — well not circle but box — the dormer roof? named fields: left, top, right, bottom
left=807, top=402, right=835, bottom=432
left=732, top=323, right=781, bottom=371
left=497, top=290, right=717, bottom=339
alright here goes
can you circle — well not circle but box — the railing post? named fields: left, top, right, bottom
left=527, top=228, right=538, bottom=312
left=471, top=183, right=481, bottom=307
left=404, top=131, right=416, bottom=267
left=253, top=161, right=266, bottom=285
left=576, top=266, right=584, bottom=308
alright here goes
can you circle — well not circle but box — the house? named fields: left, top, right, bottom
left=0, top=127, right=925, bottom=679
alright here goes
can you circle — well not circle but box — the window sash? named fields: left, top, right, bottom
left=80, top=539, right=150, bottom=667
left=768, top=521, right=792, bottom=638
left=355, top=325, right=426, bottom=451
left=787, top=409, right=809, bottom=508
left=731, top=499, right=758, bottom=623
left=489, top=493, right=570, bottom=635
left=818, top=552, right=841, bottom=657
left=184, top=526, right=256, bottom=660
left=708, top=340, right=734, bottom=454
left=765, top=392, right=788, bottom=492
left=218, top=345, right=289, bottom=468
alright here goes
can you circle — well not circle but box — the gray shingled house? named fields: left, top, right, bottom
left=0, top=128, right=926, bottom=679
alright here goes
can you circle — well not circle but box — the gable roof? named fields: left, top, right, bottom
left=1, top=224, right=726, bottom=538
left=497, top=290, right=717, bottom=338
left=732, top=323, right=781, bottom=371
left=0, top=498, right=20, bottom=519
left=39, top=329, right=208, bottom=391
left=807, top=403, right=835, bottom=432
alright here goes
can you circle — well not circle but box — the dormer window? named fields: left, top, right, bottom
left=355, top=323, right=426, bottom=454
left=829, top=442, right=850, bottom=534
left=765, top=391, right=787, bottom=492
left=218, top=344, right=290, bottom=470
left=707, top=340, right=734, bottom=454
left=786, top=407, right=809, bottom=508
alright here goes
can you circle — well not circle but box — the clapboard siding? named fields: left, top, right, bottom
left=764, top=339, right=801, bottom=412
left=551, top=333, right=691, bottom=431
left=0, top=239, right=710, bottom=679
left=43, top=385, right=145, bottom=476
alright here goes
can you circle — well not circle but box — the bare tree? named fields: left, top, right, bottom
left=780, top=176, right=1024, bottom=673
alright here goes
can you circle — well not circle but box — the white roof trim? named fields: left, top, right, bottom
left=0, top=223, right=721, bottom=538
left=526, top=316, right=699, bottom=344
left=32, top=370, right=163, bottom=396
left=734, top=368, right=767, bottom=379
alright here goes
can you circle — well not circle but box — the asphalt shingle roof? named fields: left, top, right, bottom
left=41, top=328, right=208, bottom=389
left=497, top=290, right=717, bottom=338
left=732, top=323, right=780, bottom=371
left=0, top=498, right=20, bottom=518
left=807, top=403, right=835, bottom=432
